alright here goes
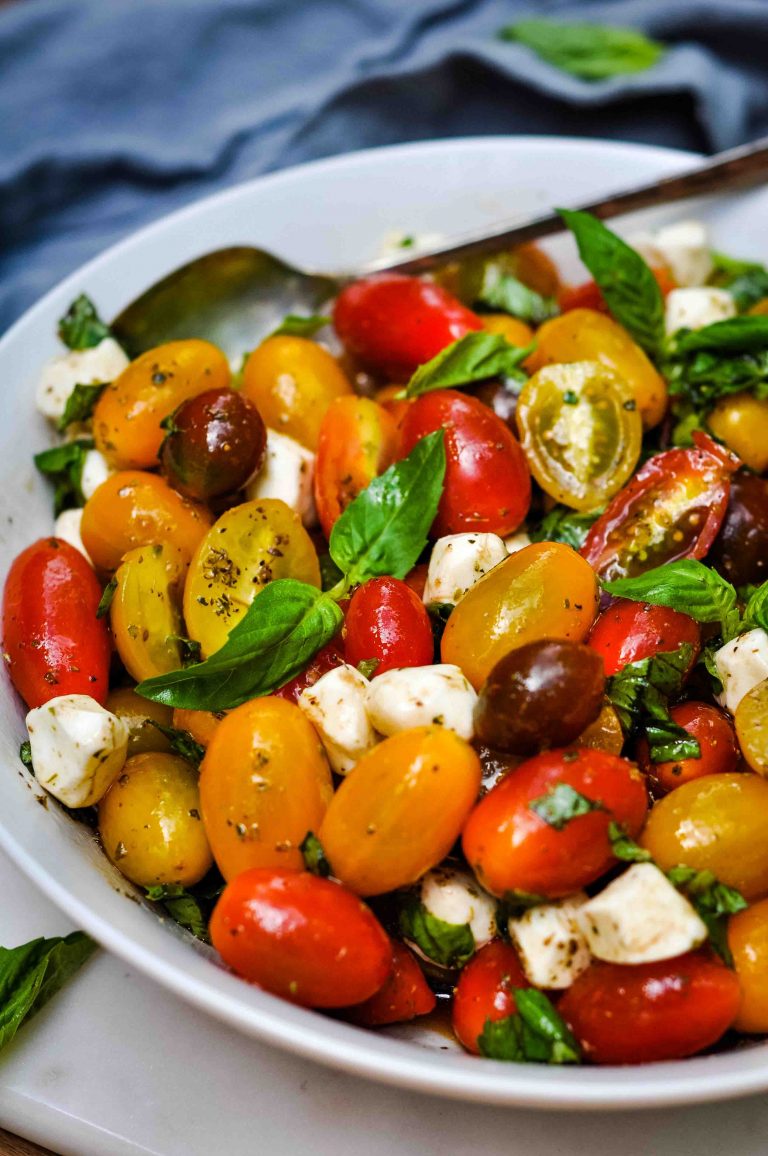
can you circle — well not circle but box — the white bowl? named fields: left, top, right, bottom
left=2, top=136, right=768, bottom=1110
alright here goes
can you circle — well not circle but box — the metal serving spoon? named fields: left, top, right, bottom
left=112, top=136, right=768, bottom=359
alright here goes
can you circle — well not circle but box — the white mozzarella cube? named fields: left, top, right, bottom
left=419, top=866, right=497, bottom=948
left=26, top=694, right=129, bottom=808
left=632, top=220, right=713, bottom=288
left=715, top=628, right=768, bottom=714
left=665, top=287, right=736, bottom=336
left=35, top=338, right=128, bottom=422
left=245, top=429, right=316, bottom=528
left=298, top=663, right=377, bottom=775
left=577, top=864, right=707, bottom=965
left=364, top=664, right=477, bottom=740
left=79, top=448, right=114, bottom=501
left=503, top=530, right=531, bottom=555
left=53, top=508, right=92, bottom=564
left=508, top=894, right=591, bottom=990
left=423, top=533, right=507, bottom=606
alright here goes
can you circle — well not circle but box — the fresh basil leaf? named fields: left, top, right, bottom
left=399, top=898, right=476, bottom=969
left=604, top=559, right=742, bottom=642
left=528, top=780, right=604, bottom=830
left=34, top=439, right=93, bottom=515
left=608, top=821, right=652, bottom=863
left=300, top=832, right=332, bottom=878
left=148, top=721, right=205, bottom=768
left=319, top=552, right=344, bottom=593
left=96, top=577, right=117, bottom=619
left=674, top=316, right=768, bottom=355
left=665, top=344, right=768, bottom=412
left=57, top=382, right=107, bottom=433
left=499, top=19, right=663, bottom=80
left=269, top=314, right=330, bottom=339
left=709, top=252, right=768, bottom=312
left=0, top=932, right=97, bottom=1052
left=165, top=633, right=202, bottom=667
left=136, top=579, right=343, bottom=711
left=476, top=268, right=558, bottom=324
left=403, top=333, right=533, bottom=399
left=145, top=884, right=209, bottom=943
left=478, top=989, right=580, bottom=1064
left=329, top=431, right=446, bottom=585
left=667, top=866, right=747, bottom=965
left=743, top=581, right=768, bottom=632
left=606, top=644, right=701, bottom=762
left=58, top=295, right=112, bottom=351
left=558, top=209, right=664, bottom=357
left=19, top=741, right=33, bottom=769
left=529, top=505, right=604, bottom=550
left=643, top=717, right=701, bottom=764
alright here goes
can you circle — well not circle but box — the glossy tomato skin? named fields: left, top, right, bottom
left=559, top=951, right=741, bottom=1065
left=581, top=433, right=739, bottom=582
left=314, top=396, right=398, bottom=538
left=333, top=274, right=483, bottom=380
left=349, top=941, right=436, bottom=1026
left=160, top=387, right=267, bottom=501
left=2, top=538, right=111, bottom=708
left=451, top=941, right=528, bottom=1055
left=709, top=471, right=768, bottom=589
left=209, top=868, right=392, bottom=1008
left=399, top=390, right=531, bottom=538
left=344, top=577, right=434, bottom=676
left=637, top=701, right=739, bottom=795
left=587, top=598, right=701, bottom=677
left=462, top=747, right=648, bottom=898
left=273, top=639, right=346, bottom=704
left=729, top=898, right=768, bottom=1032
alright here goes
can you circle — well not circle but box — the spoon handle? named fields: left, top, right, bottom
left=366, top=135, right=768, bottom=276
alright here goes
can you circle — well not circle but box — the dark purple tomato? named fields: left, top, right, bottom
left=709, top=470, right=768, bottom=589
left=467, top=378, right=519, bottom=431
left=161, top=387, right=267, bottom=501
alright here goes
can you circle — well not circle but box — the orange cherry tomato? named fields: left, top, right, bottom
left=93, top=339, right=230, bottom=469
left=707, top=391, right=768, bottom=473
left=728, top=898, right=768, bottom=1032
left=451, top=941, right=528, bottom=1055
left=314, top=396, right=398, bottom=538
left=480, top=314, right=534, bottom=346
left=199, top=696, right=333, bottom=880
left=462, top=747, right=648, bottom=898
left=636, top=702, right=739, bottom=795
left=559, top=951, right=740, bottom=1064
left=441, top=542, right=599, bottom=690
left=210, top=869, right=392, bottom=1008
left=526, top=308, right=668, bottom=428
left=241, top=336, right=353, bottom=451
left=349, top=941, right=436, bottom=1026
left=319, top=727, right=481, bottom=897
left=80, top=470, right=212, bottom=573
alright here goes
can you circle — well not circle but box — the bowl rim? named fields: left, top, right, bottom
left=3, top=133, right=768, bottom=1111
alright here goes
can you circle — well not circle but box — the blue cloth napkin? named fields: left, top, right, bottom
left=2, top=0, right=768, bottom=335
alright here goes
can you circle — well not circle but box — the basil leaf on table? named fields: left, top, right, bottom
left=57, top=382, right=108, bottom=432
left=530, top=505, right=604, bottom=550
left=603, top=559, right=743, bottom=643
left=558, top=209, right=665, bottom=357
left=476, top=269, right=558, bottom=324
left=498, top=19, right=663, bottom=81
left=58, top=294, right=113, bottom=351
left=606, top=644, right=701, bottom=764
left=34, top=439, right=93, bottom=515
left=528, top=782, right=604, bottom=830
left=478, top=989, right=580, bottom=1064
left=0, top=933, right=98, bottom=1053
left=269, top=314, right=330, bottom=339
left=399, top=898, right=475, bottom=969
left=666, top=867, right=747, bottom=966
left=403, top=334, right=533, bottom=399
left=136, top=579, right=343, bottom=710
left=329, top=430, right=446, bottom=583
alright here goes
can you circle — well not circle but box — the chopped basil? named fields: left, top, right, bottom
left=356, top=658, right=380, bottom=680
left=300, top=832, right=332, bottom=878
left=403, top=333, right=533, bottom=399
left=667, top=866, right=746, bottom=965
left=165, top=634, right=202, bottom=667
left=58, top=295, right=112, bottom=351
left=269, top=314, right=330, bottom=339
left=96, top=577, right=117, bottom=619
left=608, top=821, right=652, bottom=863
left=709, top=251, right=768, bottom=312
left=476, top=268, right=558, bottom=324
left=0, top=933, right=97, bottom=1053
left=34, top=439, right=93, bottom=515
left=606, top=644, right=701, bottom=763
left=528, top=780, right=604, bottom=830
left=529, top=505, right=604, bottom=550
left=399, top=897, right=475, bottom=969
left=148, top=721, right=205, bottom=768
left=499, top=19, right=663, bottom=81
left=478, top=989, right=580, bottom=1064
left=145, top=875, right=224, bottom=943
left=19, top=741, right=33, bottom=769
left=57, top=382, right=107, bottom=432
left=604, top=560, right=743, bottom=643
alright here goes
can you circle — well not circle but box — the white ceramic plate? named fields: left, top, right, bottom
left=2, top=136, right=768, bottom=1111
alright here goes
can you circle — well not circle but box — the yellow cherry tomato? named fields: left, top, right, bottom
left=81, top=470, right=212, bottom=573
left=199, top=697, right=333, bottom=880
left=172, top=707, right=226, bottom=748
left=641, top=773, right=768, bottom=900
left=183, top=498, right=320, bottom=658
left=728, top=898, right=768, bottom=1032
left=441, top=542, right=599, bottom=690
left=241, top=336, right=353, bottom=450
left=481, top=314, right=534, bottom=347
left=94, top=339, right=230, bottom=469
left=526, top=308, right=668, bottom=429
left=319, top=727, right=481, bottom=897
left=110, top=543, right=187, bottom=682
left=735, top=678, right=768, bottom=776
left=516, top=361, right=642, bottom=511
left=106, top=686, right=173, bottom=755
left=98, top=752, right=212, bottom=887
left=707, top=392, right=768, bottom=473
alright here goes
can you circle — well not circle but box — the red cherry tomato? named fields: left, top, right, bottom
left=559, top=951, right=741, bottom=1064
left=273, top=640, right=346, bottom=703
left=349, top=941, right=436, bottom=1026
left=399, top=390, right=531, bottom=537
left=344, top=577, right=434, bottom=676
left=581, top=433, right=739, bottom=582
left=558, top=267, right=676, bottom=314
left=314, top=397, right=398, bottom=539
left=588, top=599, right=701, bottom=677
left=209, top=868, right=392, bottom=1008
left=451, top=940, right=528, bottom=1055
left=637, top=701, right=740, bottom=794
left=333, top=274, right=483, bottom=380
left=462, top=747, right=648, bottom=898
left=2, top=537, right=111, bottom=708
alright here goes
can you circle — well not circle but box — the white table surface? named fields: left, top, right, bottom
left=2, top=850, right=768, bottom=1156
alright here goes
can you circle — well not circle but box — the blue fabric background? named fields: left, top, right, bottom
left=2, top=0, right=768, bottom=335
